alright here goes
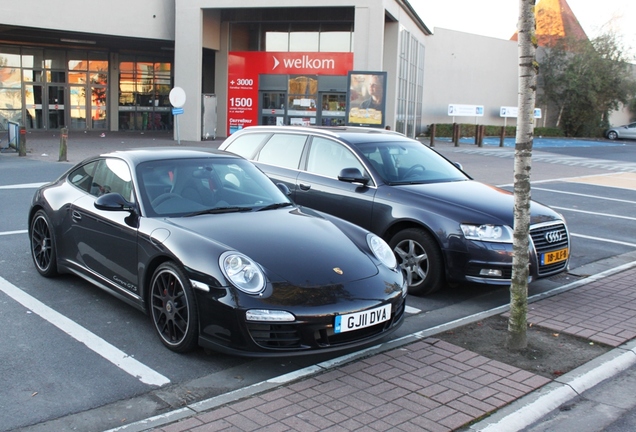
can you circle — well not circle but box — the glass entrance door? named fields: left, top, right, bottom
left=24, top=84, right=66, bottom=129
left=260, top=92, right=286, bottom=126
left=47, top=85, right=66, bottom=129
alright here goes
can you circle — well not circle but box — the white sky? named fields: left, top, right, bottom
left=412, top=0, right=636, bottom=57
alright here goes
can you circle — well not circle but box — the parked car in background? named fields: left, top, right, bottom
left=220, top=126, right=571, bottom=296
left=606, top=122, right=636, bottom=140
left=28, top=148, right=406, bottom=355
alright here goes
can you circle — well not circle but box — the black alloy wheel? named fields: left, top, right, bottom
left=150, top=262, right=199, bottom=353
left=390, top=228, right=444, bottom=296
left=30, top=210, right=58, bottom=277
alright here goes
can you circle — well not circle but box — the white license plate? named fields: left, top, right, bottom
left=334, top=304, right=391, bottom=334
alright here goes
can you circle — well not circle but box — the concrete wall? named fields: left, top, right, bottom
left=422, top=28, right=518, bottom=128
left=1, top=0, right=175, bottom=40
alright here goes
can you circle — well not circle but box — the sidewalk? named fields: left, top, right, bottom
left=101, top=260, right=636, bottom=432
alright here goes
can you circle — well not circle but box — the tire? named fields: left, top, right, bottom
left=607, top=130, right=618, bottom=140
left=390, top=228, right=444, bottom=296
left=30, top=210, right=58, bottom=277
left=149, top=262, right=199, bottom=353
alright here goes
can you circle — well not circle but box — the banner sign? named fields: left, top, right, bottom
left=500, top=106, right=542, bottom=118
left=448, top=104, right=484, bottom=116
left=227, top=52, right=353, bottom=134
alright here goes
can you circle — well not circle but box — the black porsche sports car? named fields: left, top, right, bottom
left=28, top=148, right=406, bottom=355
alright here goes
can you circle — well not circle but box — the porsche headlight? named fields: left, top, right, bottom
left=460, top=224, right=513, bottom=243
left=367, top=234, right=397, bottom=269
left=220, top=252, right=265, bottom=294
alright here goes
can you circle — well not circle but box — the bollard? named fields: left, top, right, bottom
left=478, top=124, right=485, bottom=147
left=59, top=127, right=68, bottom=162
left=18, top=126, right=27, bottom=157
left=453, top=123, right=460, bottom=147
left=429, top=123, right=436, bottom=147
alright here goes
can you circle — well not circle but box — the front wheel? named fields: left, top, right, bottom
left=149, top=262, right=199, bottom=353
left=607, top=130, right=618, bottom=140
left=390, top=228, right=444, bottom=296
left=30, top=210, right=58, bottom=277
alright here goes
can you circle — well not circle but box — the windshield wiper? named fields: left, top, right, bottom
left=256, top=202, right=294, bottom=211
left=184, top=206, right=253, bottom=217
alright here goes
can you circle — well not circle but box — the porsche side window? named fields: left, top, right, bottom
left=306, top=137, right=365, bottom=178
left=90, top=158, right=134, bottom=201
left=68, top=161, right=99, bottom=193
left=256, top=133, right=307, bottom=169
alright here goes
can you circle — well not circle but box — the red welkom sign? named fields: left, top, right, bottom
left=227, top=52, right=353, bottom=134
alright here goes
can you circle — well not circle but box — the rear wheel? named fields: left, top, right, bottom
left=390, top=228, right=444, bottom=296
left=30, top=210, right=58, bottom=277
left=150, top=262, right=199, bottom=353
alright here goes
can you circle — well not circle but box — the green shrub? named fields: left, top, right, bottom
left=425, top=123, right=566, bottom=138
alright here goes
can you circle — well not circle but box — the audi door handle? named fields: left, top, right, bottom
left=72, top=210, right=82, bottom=222
left=299, top=183, right=311, bottom=191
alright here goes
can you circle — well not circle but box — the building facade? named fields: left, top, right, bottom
left=0, top=0, right=431, bottom=141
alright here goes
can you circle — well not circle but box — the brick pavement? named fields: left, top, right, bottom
left=141, top=266, right=636, bottom=432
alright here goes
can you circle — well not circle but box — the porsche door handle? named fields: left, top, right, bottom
left=72, top=210, right=82, bottom=222
left=299, top=183, right=311, bottom=191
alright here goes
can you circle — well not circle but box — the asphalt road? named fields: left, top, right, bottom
left=1, top=135, right=635, bottom=431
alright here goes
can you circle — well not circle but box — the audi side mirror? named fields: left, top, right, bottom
left=338, top=168, right=369, bottom=185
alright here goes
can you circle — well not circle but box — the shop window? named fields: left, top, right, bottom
left=0, top=48, right=21, bottom=67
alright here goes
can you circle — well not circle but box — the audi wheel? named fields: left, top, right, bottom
left=390, top=228, right=444, bottom=296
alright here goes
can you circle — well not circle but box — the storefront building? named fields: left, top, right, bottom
left=0, top=0, right=430, bottom=140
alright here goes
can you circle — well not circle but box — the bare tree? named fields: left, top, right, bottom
left=508, top=0, right=538, bottom=350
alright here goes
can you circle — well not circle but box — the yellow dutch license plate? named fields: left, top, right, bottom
left=541, top=248, right=569, bottom=265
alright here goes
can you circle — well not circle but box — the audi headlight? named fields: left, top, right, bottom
left=460, top=224, right=513, bottom=243
left=367, top=234, right=397, bottom=269
left=220, top=252, right=266, bottom=294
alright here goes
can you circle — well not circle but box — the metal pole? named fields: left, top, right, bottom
left=176, top=116, right=181, bottom=145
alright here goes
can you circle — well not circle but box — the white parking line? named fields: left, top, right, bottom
left=551, top=206, right=636, bottom=221
left=570, top=233, right=636, bottom=248
left=405, top=305, right=421, bottom=314
left=0, top=230, right=27, bottom=236
left=533, top=187, right=636, bottom=204
left=0, top=182, right=46, bottom=189
left=0, top=276, right=170, bottom=387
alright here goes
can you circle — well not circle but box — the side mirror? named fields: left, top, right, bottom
left=95, top=192, right=135, bottom=212
left=338, top=168, right=369, bottom=185
left=276, top=182, right=292, bottom=196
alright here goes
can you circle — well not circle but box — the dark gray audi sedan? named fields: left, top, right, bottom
left=220, top=125, right=570, bottom=296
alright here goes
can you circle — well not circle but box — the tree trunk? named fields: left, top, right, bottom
left=508, top=0, right=538, bottom=351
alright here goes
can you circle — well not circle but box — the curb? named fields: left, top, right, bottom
left=469, top=340, right=636, bottom=431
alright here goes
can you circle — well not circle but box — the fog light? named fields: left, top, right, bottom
left=246, top=309, right=295, bottom=322
left=479, top=269, right=503, bottom=277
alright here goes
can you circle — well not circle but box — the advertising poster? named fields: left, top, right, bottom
left=346, top=71, right=387, bottom=127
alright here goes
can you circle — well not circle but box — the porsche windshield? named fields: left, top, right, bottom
left=137, top=157, right=291, bottom=217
